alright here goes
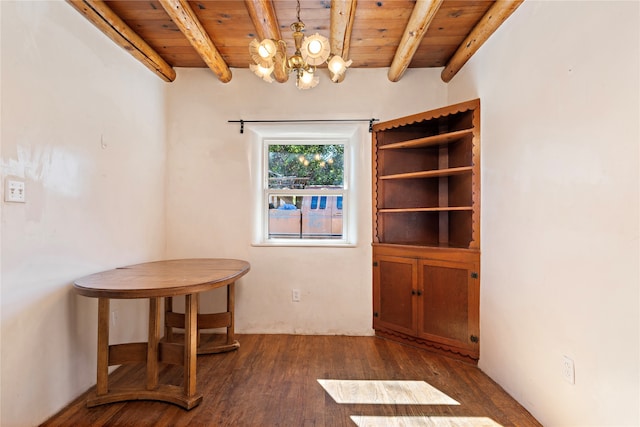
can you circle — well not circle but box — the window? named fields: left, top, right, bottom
left=267, top=142, right=345, bottom=240
left=248, top=124, right=360, bottom=246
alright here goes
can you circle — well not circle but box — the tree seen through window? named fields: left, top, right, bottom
left=268, top=144, right=344, bottom=188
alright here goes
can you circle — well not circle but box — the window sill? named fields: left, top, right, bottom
left=251, top=240, right=357, bottom=248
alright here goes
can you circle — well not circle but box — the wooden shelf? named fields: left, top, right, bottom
left=379, top=206, right=472, bottom=213
left=379, top=128, right=473, bottom=150
left=380, top=166, right=472, bottom=180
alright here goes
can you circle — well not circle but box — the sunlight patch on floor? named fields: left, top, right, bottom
left=317, top=379, right=460, bottom=405
left=350, top=416, right=503, bottom=426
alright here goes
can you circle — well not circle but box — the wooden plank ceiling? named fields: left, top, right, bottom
left=67, top=0, right=523, bottom=84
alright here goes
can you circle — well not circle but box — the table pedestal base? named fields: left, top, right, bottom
left=86, top=384, right=203, bottom=409
left=93, top=295, right=201, bottom=410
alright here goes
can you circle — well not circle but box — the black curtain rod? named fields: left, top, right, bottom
left=228, top=118, right=379, bottom=134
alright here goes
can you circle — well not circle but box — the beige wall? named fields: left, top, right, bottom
left=448, top=1, right=639, bottom=425
left=163, top=67, right=448, bottom=334
left=1, top=2, right=167, bottom=425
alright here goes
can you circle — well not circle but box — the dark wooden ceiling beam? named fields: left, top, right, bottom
left=67, top=0, right=176, bottom=82
left=158, top=0, right=232, bottom=83
left=441, top=0, right=524, bottom=83
left=244, top=0, right=288, bottom=83
left=388, top=0, right=444, bottom=82
left=330, top=0, right=357, bottom=83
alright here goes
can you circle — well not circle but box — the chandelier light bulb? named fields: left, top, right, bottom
left=296, top=70, right=319, bottom=89
left=308, top=39, right=322, bottom=55
left=300, top=69, right=314, bottom=85
left=301, top=33, right=330, bottom=66
left=250, top=63, right=274, bottom=83
left=328, top=55, right=353, bottom=82
left=249, top=39, right=275, bottom=67
left=258, top=39, right=277, bottom=59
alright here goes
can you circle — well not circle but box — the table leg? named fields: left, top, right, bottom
left=164, top=296, right=174, bottom=342
left=96, top=298, right=110, bottom=396
left=227, top=283, right=235, bottom=346
left=184, top=293, right=197, bottom=398
left=195, top=293, right=201, bottom=348
left=164, top=286, right=240, bottom=355
left=147, top=297, right=161, bottom=390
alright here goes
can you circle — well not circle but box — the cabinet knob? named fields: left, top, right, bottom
left=411, top=289, right=416, bottom=295
left=417, top=290, right=423, bottom=296
left=470, top=335, right=479, bottom=343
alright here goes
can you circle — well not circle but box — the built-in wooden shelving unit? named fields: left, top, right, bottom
left=371, top=99, right=481, bottom=362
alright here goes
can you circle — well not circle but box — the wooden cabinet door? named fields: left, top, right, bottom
left=373, top=256, right=418, bottom=336
left=417, top=259, right=479, bottom=354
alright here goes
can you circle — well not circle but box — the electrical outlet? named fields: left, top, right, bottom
left=111, top=310, right=118, bottom=326
left=292, top=289, right=301, bottom=302
left=562, top=355, right=575, bottom=384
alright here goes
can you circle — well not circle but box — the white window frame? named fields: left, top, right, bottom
left=248, top=123, right=360, bottom=247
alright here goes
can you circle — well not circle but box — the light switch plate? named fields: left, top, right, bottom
left=5, top=179, right=26, bottom=203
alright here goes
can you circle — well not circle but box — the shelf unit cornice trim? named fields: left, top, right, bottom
left=372, top=98, right=480, bottom=132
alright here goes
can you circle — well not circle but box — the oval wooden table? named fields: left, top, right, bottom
left=73, top=258, right=250, bottom=410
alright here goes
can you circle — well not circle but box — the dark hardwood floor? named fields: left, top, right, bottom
left=41, top=334, right=541, bottom=426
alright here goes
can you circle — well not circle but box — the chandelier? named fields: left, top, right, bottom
left=249, top=0, right=352, bottom=89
